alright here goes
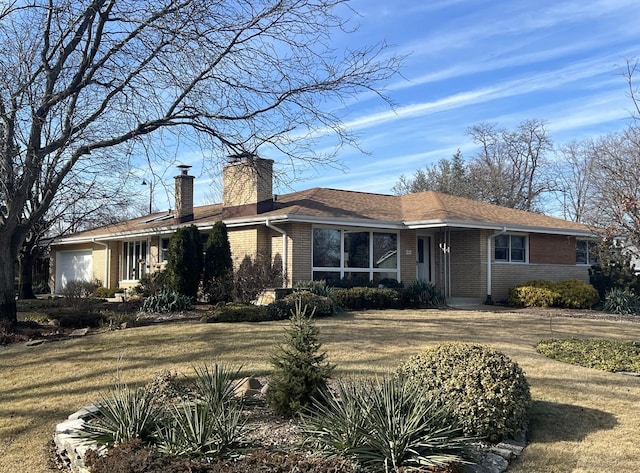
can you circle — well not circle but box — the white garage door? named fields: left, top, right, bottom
left=55, top=250, right=93, bottom=293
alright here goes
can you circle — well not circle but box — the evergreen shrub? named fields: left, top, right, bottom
left=267, top=300, right=334, bottom=416
left=331, top=287, right=401, bottom=310
left=397, top=343, right=531, bottom=443
left=269, top=291, right=335, bottom=319
left=201, top=303, right=270, bottom=323
left=509, top=279, right=598, bottom=309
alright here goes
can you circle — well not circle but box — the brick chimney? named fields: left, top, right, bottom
left=174, top=164, right=194, bottom=223
left=222, top=155, right=274, bottom=217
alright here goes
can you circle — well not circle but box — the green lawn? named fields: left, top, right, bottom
left=1, top=308, right=639, bottom=472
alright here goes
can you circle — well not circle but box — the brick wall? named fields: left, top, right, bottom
left=223, top=158, right=273, bottom=207
left=399, top=229, right=417, bottom=283
left=491, top=264, right=589, bottom=302
left=529, top=234, right=576, bottom=265
left=228, top=227, right=259, bottom=266
left=448, top=229, right=486, bottom=297
left=288, top=222, right=313, bottom=283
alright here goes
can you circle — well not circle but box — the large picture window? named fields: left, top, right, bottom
left=312, top=227, right=398, bottom=283
left=494, top=234, right=527, bottom=262
left=122, top=240, right=148, bottom=280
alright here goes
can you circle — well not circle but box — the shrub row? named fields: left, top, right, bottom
left=201, top=292, right=335, bottom=323
left=508, top=279, right=599, bottom=309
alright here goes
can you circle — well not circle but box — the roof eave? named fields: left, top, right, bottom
left=224, top=214, right=405, bottom=229
left=405, top=219, right=596, bottom=237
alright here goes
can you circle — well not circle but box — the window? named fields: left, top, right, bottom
left=160, top=238, right=170, bottom=262
left=576, top=240, right=597, bottom=265
left=122, top=240, right=148, bottom=280
left=312, top=227, right=398, bottom=282
left=494, top=234, right=527, bottom=262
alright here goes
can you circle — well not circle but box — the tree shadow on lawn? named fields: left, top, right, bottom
left=528, top=400, right=617, bottom=443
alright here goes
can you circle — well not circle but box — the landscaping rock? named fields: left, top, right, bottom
left=234, top=377, right=263, bottom=398
left=69, top=328, right=89, bottom=338
left=26, top=339, right=45, bottom=347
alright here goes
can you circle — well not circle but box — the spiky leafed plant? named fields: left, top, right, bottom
left=303, top=377, right=470, bottom=472
left=72, top=383, right=160, bottom=447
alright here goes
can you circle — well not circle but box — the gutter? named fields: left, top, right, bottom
left=92, top=239, right=110, bottom=289
left=486, top=227, right=507, bottom=304
left=265, top=219, right=288, bottom=288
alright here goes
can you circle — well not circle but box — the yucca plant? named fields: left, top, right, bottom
left=155, top=400, right=248, bottom=460
left=302, top=380, right=369, bottom=457
left=140, top=291, right=193, bottom=314
left=191, top=363, right=243, bottom=408
left=303, top=377, right=471, bottom=472
left=73, top=383, right=160, bottom=446
left=603, top=288, right=640, bottom=315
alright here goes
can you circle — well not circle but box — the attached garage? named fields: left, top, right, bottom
left=55, top=250, right=93, bottom=293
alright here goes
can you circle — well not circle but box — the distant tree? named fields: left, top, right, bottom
left=467, top=119, right=553, bottom=212
left=392, top=149, right=471, bottom=197
left=166, top=225, right=203, bottom=300
left=551, top=140, right=597, bottom=223
left=588, top=126, right=640, bottom=256
left=202, top=222, right=233, bottom=303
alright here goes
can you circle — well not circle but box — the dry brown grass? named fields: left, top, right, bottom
left=1, top=308, right=640, bottom=472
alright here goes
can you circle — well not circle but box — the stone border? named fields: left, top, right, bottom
left=54, top=400, right=527, bottom=473
left=53, top=405, right=105, bottom=473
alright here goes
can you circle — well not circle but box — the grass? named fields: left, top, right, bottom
left=1, top=308, right=640, bottom=472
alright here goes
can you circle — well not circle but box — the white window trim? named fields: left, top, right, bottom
left=494, top=233, right=528, bottom=264
left=121, top=239, right=149, bottom=282
left=311, top=226, right=401, bottom=281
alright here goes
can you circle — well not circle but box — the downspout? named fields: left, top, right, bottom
left=93, top=239, right=110, bottom=289
left=486, top=227, right=507, bottom=304
left=265, top=219, right=288, bottom=288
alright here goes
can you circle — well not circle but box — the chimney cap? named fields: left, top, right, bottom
left=176, top=163, right=192, bottom=175
left=227, top=151, right=256, bottom=163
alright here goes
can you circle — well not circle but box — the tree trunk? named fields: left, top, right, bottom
left=0, top=242, right=18, bottom=324
left=18, top=250, right=37, bottom=300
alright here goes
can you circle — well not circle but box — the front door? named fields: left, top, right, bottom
left=417, top=236, right=431, bottom=281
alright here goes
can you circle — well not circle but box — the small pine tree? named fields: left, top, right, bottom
left=267, top=300, right=334, bottom=417
left=165, top=225, right=203, bottom=300
left=202, top=222, right=233, bottom=303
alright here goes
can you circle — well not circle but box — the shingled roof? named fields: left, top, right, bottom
left=55, top=187, right=593, bottom=244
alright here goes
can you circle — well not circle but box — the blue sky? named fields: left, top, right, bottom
left=152, top=0, right=640, bottom=210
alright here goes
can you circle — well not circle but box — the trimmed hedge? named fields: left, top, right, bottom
left=201, top=303, right=271, bottom=323
left=331, top=287, right=402, bottom=310
left=509, top=279, right=599, bottom=309
left=269, top=291, right=335, bottom=319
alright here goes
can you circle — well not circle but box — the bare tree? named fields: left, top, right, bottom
left=467, top=119, right=553, bottom=212
left=589, top=126, right=640, bottom=254
left=0, top=0, right=400, bottom=323
left=551, top=140, right=597, bottom=223
left=17, top=168, right=141, bottom=299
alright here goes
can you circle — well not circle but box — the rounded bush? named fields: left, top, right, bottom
left=508, top=285, right=558, bottom=308
left=509, top=279, right=599, bottom=309
left=279, top=291, right=335, bottom=317
left=397, top=343, right=531, bottom=442
left=555, top=279, right=599, bottom=309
